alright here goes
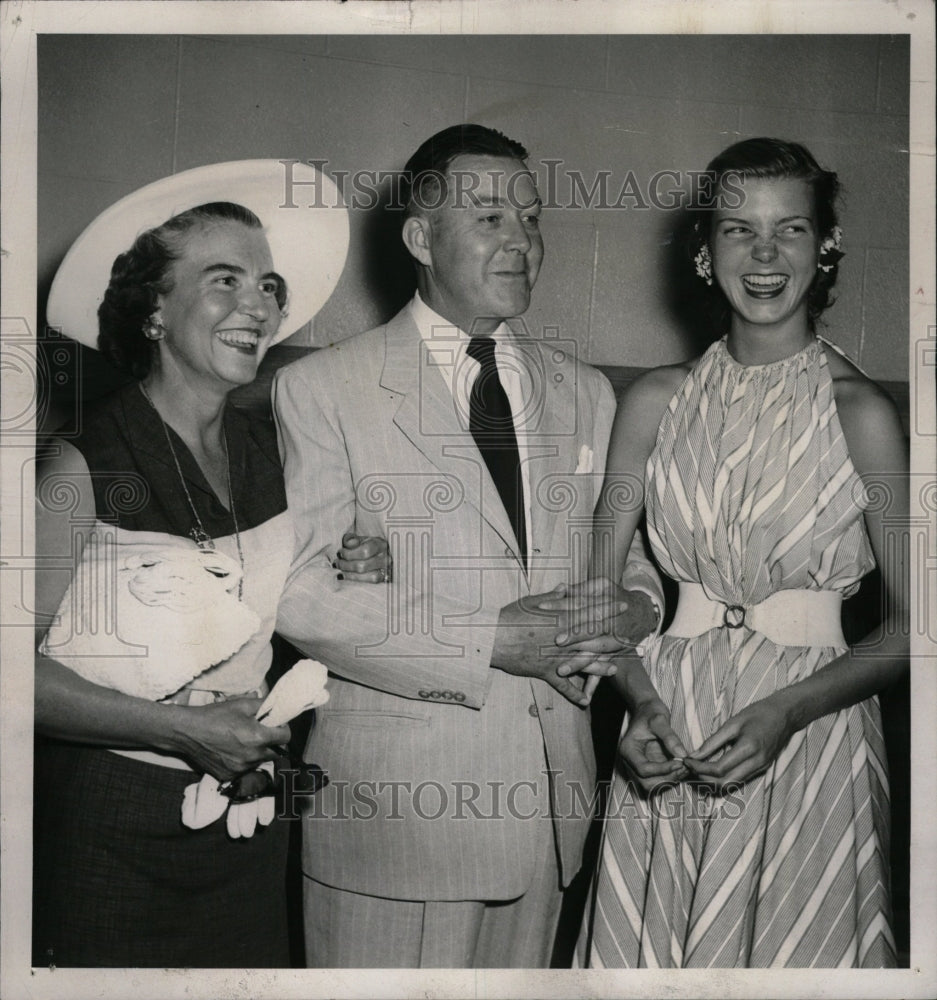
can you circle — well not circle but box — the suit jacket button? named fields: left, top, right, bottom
left=454, top=692, right=466, bottom=702
left=528, top=703, right=539, bottom=718
left=419, top=690, right=430, bottom=699
left=430, top=690, right=441, bottom=700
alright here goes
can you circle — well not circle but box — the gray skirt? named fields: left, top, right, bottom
left=32, top=740, right=291, bottom=968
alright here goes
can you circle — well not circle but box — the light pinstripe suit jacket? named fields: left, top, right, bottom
left=273, top=304, right=661, bottom=901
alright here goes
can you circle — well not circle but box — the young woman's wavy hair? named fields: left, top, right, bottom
left=686, top=137, right=841, bottom=336
left=97, top=201, right=286, bottom=378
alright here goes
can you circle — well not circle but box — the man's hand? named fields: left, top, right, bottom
left=618, top=696, right=689, bottom=794
left=489, top=592, right=618, bottom=707
left=334, top=532, right=392, bottom=583
left=536, top=577, right=659, bottom=653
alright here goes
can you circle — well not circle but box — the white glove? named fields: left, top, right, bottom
left=225, top=763, right=276, bottom=838
left=256, top=659, right=330, bottom=727
left=181, top=661, right=329, bottom=837
left=181, top=772, right=229, bottom=830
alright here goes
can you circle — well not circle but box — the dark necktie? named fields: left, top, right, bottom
left=465, top=336, right=527, bottom=567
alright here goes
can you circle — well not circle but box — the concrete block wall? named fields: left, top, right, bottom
left=39, top=33, right=909, bottom=384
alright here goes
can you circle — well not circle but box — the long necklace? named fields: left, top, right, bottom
left=139, top=382, right=245, bottom=600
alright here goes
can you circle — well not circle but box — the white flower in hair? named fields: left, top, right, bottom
left=819, top=225, right=843, bottom=255
left=818, top=226, right=844, bottom=272
left=694, top=244, right=713, bottom=285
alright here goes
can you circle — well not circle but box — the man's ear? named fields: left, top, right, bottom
left=402, top=214, right=433, bottom=267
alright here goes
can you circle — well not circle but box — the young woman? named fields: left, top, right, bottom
left=577, top=138, right=908, bottom=968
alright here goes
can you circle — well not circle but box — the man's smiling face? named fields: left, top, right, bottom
left=417, top=154, right=544, bottom=335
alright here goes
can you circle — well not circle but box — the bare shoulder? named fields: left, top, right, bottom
left=37, top=438, right=91, bottom=486
left=823, top=345, right=903, bottom=437
left=622, top=360, right=695, bottom=419
left=630, top=360, right=694, bottom=398
left=36, top=440, right=95, bottom=516
left=35, top=441, right=97, bottom=625
left=36, top=441, right=96, bottom=554
left=823, top=346, right=906, bottom=474
left=611, top=360, right=697, bottom=455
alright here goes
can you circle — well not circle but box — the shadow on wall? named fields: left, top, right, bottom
left=356, top=174, right=416, bottom=328
left=38, top=257, right=129, bottom=436
left=660, top=207, right=721, bottom=360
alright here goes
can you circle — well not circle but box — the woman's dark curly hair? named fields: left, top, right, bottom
left=686, top=137, right=841, bottom=335
left=97, top=201, right=287, bottom=378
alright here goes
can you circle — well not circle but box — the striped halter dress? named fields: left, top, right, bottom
left=581, top=337, right=895, bottom=968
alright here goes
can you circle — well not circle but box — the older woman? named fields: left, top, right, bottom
left=572, top=138, right=908, bottom=967
left=33, top=171, right=386, bottom=967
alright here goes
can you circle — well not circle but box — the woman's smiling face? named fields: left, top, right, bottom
left=154, top=219, right=283, bottom=390
left=710, top=176, right=820, bottom=339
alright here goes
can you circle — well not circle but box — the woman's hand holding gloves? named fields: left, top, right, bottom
left=181, top=659, right=330, bottom=837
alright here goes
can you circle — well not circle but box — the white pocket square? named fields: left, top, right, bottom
left=574, top=445, right=594, bottom=474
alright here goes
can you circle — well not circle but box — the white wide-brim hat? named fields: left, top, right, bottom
left=47, top=159, right=349, bottom=348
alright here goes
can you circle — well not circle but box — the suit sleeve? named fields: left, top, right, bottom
left=621, top=529, right=664, bottom=629
left=272, top=359, right=496, bottom=709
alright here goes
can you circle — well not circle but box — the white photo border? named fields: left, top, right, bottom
left=2, top=2, right=934, bottom=998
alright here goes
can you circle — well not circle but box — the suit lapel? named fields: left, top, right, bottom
left=380, top=309, right=519, bottom=555
left=508, top=333, right=584, bottom=592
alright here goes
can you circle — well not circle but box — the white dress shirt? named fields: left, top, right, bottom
left=410, top=292, right=533, bottom=569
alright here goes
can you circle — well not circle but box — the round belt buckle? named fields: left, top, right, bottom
left=723, top=604, right=746, bottom=629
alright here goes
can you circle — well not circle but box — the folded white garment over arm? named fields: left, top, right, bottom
left=41, top=535, right=260, bottom=700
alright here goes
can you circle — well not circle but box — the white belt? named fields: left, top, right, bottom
left=108, top=748, right=194, bottom=771
left=667, top=582, right=846, bottom=649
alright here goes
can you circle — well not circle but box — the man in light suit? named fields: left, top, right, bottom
left=273, top=124, right=662, bottom=968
